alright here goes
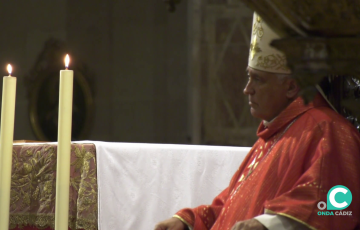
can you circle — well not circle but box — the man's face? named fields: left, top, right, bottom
left=243, top=67, right=291, bottom=121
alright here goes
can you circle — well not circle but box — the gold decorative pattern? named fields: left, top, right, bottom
left=256, top=54, right=290, bottom=71
left=248, top=12, right=292, bottom=74
left=252, top=16, right=264, bottom=38
left=250, top=36, right=262, bottom=60
left=250, top=15, right=263, bottom=60
left=9, top=144, right=97, bottom=230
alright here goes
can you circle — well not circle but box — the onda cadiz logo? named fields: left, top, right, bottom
left=317, top=185, right=352, bottom=216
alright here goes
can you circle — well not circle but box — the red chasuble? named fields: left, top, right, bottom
left=175, top=95, right=360, bottom=230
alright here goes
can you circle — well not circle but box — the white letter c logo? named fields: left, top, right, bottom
left=329, top=187, right=348, bottom=208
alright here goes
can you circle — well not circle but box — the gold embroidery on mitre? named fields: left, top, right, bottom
left=250, top=35, right=262, bottom=60
left=256, top=54, right=290, bottom=71
left=252, top=16, right=264, bottom=38
left=248, top=12, right=291, bottom=74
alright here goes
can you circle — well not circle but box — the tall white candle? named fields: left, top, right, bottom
left=55, top=54, right=73, bottom=230
left=0, top=64, right=17, bottom=230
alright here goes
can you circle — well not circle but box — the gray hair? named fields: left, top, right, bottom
left=276, top=73, right=292, bottom=83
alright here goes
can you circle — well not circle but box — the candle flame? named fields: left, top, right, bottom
left=64, top=54, right=70, bottom=68
left=7, top=64, right=12, bottom=75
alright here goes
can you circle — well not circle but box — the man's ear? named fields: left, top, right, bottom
left=286, top=78, right=300, bottom=99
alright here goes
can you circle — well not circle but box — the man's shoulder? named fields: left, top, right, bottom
left=301, top=106, right=358, bottom=133
left=291, top=106, right=360, bottom=151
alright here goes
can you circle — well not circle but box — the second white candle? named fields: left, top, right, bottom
left=55, top=54, right=73, bottom=230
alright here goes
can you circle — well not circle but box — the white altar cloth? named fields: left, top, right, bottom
left=94, top=142, right=250, bottom=230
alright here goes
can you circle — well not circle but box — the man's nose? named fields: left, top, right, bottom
left=243, top=82, right=254, bottom=95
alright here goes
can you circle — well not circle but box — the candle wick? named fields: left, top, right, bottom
left=65, top=67, right=68, bottom=70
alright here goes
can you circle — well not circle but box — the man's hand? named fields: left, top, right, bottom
left=231, top=219, right=267, bottom=230
left=154, top=217, right=187, bottom=230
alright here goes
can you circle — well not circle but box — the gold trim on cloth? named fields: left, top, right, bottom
left=265, top=209, right=317, bottom=230
left=9, top=144, right=98, bottom=230
left=173, top=214, right=193, bottom=229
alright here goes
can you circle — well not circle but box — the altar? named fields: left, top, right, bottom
left=9, top=141, right=250, bottom=230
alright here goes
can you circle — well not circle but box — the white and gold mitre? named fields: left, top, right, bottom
left=248, top=12, right=291, bottom=74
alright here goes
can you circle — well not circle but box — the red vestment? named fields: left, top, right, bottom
left=175, top=95, right=360, bottom=230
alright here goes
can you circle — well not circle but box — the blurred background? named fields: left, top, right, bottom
left=0, top=0, right=258, bottom=146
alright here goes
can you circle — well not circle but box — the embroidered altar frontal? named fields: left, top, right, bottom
left=9, top=143, right=97, bottom=230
